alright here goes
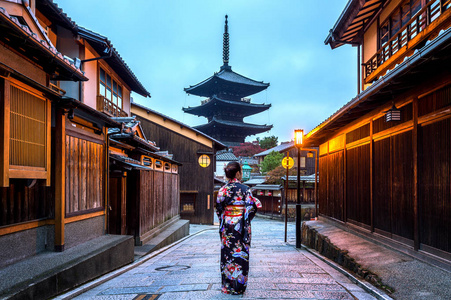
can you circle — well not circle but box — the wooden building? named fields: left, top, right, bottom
left=0, top=0, right=120, bottom=265
left=0, top=0, right=180, bottom=268
left=307, top=0, right=451, bottom=266
left=108, top=117, right=181, bottom=245
left=253, top=184, right=283, bottom=217
left=254, top=142, right=317, bottom=176
left=131, top=102, right=226, bottom=224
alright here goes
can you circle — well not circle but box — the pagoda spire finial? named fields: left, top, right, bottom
left=222, top=15, right=230, bottom=68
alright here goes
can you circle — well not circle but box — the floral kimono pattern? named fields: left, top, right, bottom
left=216, top=178, right=262, bottom=294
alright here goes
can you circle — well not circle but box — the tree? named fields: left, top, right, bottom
left=231, top=142, right=264, bottom=157
left=265, top=165, right=298, bottom=184
left=258, top=136, right=278, bottom=150
left=260, top=151, right=284, bottom=173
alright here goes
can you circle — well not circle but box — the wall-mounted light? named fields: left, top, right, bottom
left=385, top=104, right=401, bottom=122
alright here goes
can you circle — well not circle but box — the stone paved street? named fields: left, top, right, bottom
left=63, top=218, right=378, bottom=299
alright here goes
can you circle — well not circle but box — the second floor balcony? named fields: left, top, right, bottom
left=364, top=0, right=451, bottom=84
left=97, top=95, right=127, bottom=117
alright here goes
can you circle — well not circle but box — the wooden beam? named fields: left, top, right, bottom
left=370, top=120, right=374, bottom=232
left=412, top=97, right=419, bottom=251
left=343, top=145, right=347, bottom=222
left=46, top=99, right=51, bottom=186
left=55, top=108, right=66, bottom=252
left=0, top=78, right=10, bottom=187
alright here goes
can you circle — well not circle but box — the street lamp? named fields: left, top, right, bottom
left=294, top=129, right=304, bottom=248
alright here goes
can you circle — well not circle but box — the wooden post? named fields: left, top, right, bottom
left=105, top=127, right=109, bottom=233
left=46, top=100, right=51, bottom=186
left=285, top=151, right=289, bottom=242
left=370, top=120, right=374, bottom=232
left=314, top=149, right=318, bottom=218
left=413, top=97, right=419, bottom=251
left=55, top=108, right=66, bottom=252
left=343, top=146, right=347, bottom=222
left=0, top=79, right=10, bottom=187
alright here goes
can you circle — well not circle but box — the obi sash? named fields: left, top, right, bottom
left=224, top=205, right=244, bottom=217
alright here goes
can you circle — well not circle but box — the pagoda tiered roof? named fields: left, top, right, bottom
left=194, top=117, right=273, bottom=135
left=182, top=95, right=271, bottom=118
left=184, top=65, right=269, bottom=98
left=183, top=15, right=272, bottom=145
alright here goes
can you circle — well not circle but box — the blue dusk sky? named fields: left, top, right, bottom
left=55, top=0, right=357, bottom=143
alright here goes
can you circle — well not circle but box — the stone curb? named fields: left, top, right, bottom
left=302, top=223, right=395, bottom=295
left=54, top=228, right=216, bottom=300
left=301, top=245, right=393, bottom=300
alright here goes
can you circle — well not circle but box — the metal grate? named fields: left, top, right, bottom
left=10, top=86, right=46, bottom=168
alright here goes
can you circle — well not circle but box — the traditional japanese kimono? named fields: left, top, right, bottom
left=216, top=178, right=262, bottom=295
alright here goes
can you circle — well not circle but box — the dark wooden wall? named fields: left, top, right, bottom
left=134, top=114, right=216, bottom=224
left=65, top=134, right=104, bottom=216
left=286, top=149, right=317, bottom=175
left=257, top=195, right=281, bottom=215
left=318, top=82, right=451, bottom=258
left=0, top=179, right=51, bottom=226
left=127, top=169, right=179, bottom=242
left=346, top=144, right=371, bottom=228
left=284, top=188, right=316, bottom=204
left=420, top=118, right=451, bottom=254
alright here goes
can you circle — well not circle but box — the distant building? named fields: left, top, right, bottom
left=254, top=142, right=317, bottom=175
left=215, top=149, right=238, bottom=180
left=131, top=102, right=226, bottom=225
left=183, top=15, right=272, bottom=146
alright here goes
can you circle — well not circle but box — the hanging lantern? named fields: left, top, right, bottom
left=385, top=104, right=401, bottom=122
left=268, top=191, right=272, bottom=196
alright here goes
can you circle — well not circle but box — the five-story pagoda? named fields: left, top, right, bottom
left=183, top=15, right=272, bottom=146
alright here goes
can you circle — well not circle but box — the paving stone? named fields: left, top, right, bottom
left=313, top=291, right=356, bottom=299
left=63, top=218, right=376, bottom=300
left=243, top=289, right=316, bottom=299
left=277, top=283, right=346, bottom=291
left=75, top=295, right=138, bottom=300
left=99, top=286, right=160, bottom=295
left=159, top=283, right=209, bottom=292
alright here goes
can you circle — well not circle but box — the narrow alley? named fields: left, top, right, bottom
left=57, top=218, right=379, bottom=300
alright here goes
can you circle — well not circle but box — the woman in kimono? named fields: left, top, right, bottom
left=216, top=161, right=262, bottom=295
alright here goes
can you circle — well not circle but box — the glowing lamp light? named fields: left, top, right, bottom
left=198, top=154, right=211, bottom=168
left=385, top=104, right=401, bottom=122
left=259, top=191, right=264, bottom=196
left=268, top=191, right=272, bottom=196
left=294, top=129, right=304, bottom=147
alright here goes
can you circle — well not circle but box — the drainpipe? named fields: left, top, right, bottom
left=357, top=45, right=361, bottom=94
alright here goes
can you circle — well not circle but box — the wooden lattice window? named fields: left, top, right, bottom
left=10, top=86, right=46, bottom=168
left=8, top=84, right=50, bottom=183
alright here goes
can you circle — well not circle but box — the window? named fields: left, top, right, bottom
left=99, top=67, right=123, bottom=109
left=379, top=0, right=425, bottom=50
left=198, top=154, right=211, bottom=168
left=2, top=82, right=51, bottom=187
left=380, top=21, right=390, bottom=46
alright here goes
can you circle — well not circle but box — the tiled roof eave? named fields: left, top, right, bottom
left=0, top=7, right=87, bottom=81
left=131, top=102, right=227, bottom=149
left=78, top=27, right=150, bottom=97
left=309, top=26, right=451, bottom=145
left=183, top=96, right=271, bottom=116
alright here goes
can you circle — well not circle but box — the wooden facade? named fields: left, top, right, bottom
left=107, top=118, right=181, bottom=245
left=315, top=0, right=451, bottom=264
left=0, top=0, right=157, bottom=267
left=131, top=103, right=226, bottom=224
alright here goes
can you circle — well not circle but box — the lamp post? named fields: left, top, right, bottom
left=294, top=129, right=304, bottom=248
